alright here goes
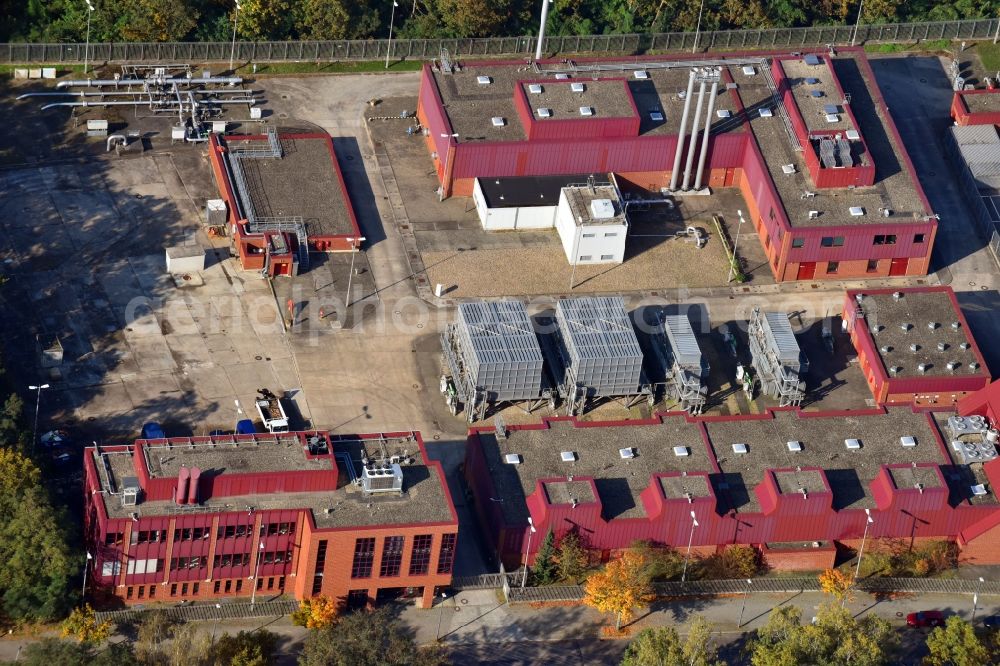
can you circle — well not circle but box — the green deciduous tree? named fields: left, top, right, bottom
left=295, top=0, right=351, bottom=40
left=211, top=629, right=279, bottom=666
left=15, top=639, right=139, bottom=666
left=748, top=603, right=896, bottom=666
left=556, top=531, right=589, bottom=583
left=531, top=529, right=558, bottom=585
left=0, top=448, right=75, bottom=622
left=299, top=606, right=450, bottom=666
left=923, top=616, right=990, bottom=666
left=622, top=616, right=723, bottom=666
left=436, top=0, right=511, bottom=37
left=235, top=0, right=292, bottom=40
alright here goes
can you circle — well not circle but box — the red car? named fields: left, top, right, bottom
left=906, top=611, right=945, bottom=628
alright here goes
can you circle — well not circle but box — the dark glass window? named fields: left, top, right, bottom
left=409, top=535, right=434, bottom=576
left=437, top=534, right=457, bottom=574
left=380, top=536, right=405, bottom=577
left=351, top=538, right=376, bottom=579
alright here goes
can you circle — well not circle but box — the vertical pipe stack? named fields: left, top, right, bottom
left=669, top=69, right=697, bottom=192
left=693, top=77, right=720, bottom=191
left=682, top=77, right=708, bottom=190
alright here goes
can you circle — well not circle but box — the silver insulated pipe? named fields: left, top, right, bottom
left=693, top=78, right=719, bottom=191
left=40, top=99, right=255, bottom=111
left=681, top=77, right=708, bottom=191
left=56, top=76, right=242, bottom=89
left=668, top=69, right=697, bottom=192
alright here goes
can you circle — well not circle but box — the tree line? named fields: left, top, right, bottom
left=0, top=0, right=997, bottom=45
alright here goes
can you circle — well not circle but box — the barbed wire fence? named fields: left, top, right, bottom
left=3, top=18, right=1000, bottom=65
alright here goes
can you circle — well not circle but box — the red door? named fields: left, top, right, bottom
left=889, top=258, right=908, bottom=276
left=796, top=262, right=816, bottom=280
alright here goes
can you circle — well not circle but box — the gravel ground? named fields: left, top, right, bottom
left=424, top=230, right=734, bottom=297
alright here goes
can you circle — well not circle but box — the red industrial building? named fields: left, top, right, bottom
left=951, top=88, right=1000, bottom=126
left=417, top=49, right=936, bottom=281
left=83, top=431, right=458, bottom=608
left=842, top=286, right=991, bottom=407
left=207, top=130, right=362, bottom=276
left=464, top=401, right=1000, bottom=572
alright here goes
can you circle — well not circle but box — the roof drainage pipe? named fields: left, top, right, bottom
left=668, top=69, right=697, bottom=192
left=681, top=75, right=708, bottom=191
left=56, top=76, right=242, bottom=89
left=693, top=77, right=719, bottom=191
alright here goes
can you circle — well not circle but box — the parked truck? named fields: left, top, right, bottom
left=255, top=389, right=289, bottom=433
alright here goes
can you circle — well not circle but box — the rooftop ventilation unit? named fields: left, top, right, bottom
left=910, top=343, right=920, bottom=353
left=673, top=446, right=690, bottom=457
left=972, top=484, right=988, bottom=497
left=759, top=108, right=773, bottom=118
left=880, top=345, right=892, bottom=353
left=918, top=363, right=928, bottom=373
left=845, top=438, right=862, bottom=450
left=732, top=443, right=748, bottom=454
left=717, top=109, right=731, bottom=118
left=561, top=451, right=577, bottom=462
left=782, top=164, right=796, bottom=174
left=938, top=342, right=948, bottom=352
left=528, top=83, right=543, bottom=94
left=491, top=117, right=506, bottom=127
left=845, top=129, right=860, bottom=140
left=928, top=322, right=939, bottom=330
left=805, top=77, right=820, bottom=84
left=952, top=321, right=962, bottom=330
left=971, top=362, right=981, bottom=371
left=823, top=104, right=839, bottom=114
left=650, top=111, right=664, bottom=121
left=825, top=114, right=840, bottom=123
left=570, top=82, right=586, bottom=93
left=960, top=342, right=971, bottom=350
left=538, top=107, right=552, bottom=118
left=619, top=447, right=636, bottom=459
left=361, top=463, right=404, bottom=493
left=849, top=206, right=865, bottom=216
left=742, top=65, right=756, bottom=76
left=505, top=453, right=522, bottom=465
left=900, top=322, right=912, bottom=332
left=590, top=198, right=615, bottom=219
left=893, top=291, right=903, bottom=301
left=477, top=75, right=492, bottom=85
left=555, top=73, right=571, bottom=80
left=633, top=70, right=649, bottom=80
left=804, top=54, right=821, bottom=65
left=947, top=361, right=960, bottom=371
left=787, top=440, right=803, bottom=452
left=579, top=106, right=594, bottom=116
left=811, top=90, right=824, bottom=98
left=900, top=436, right=917, bottom=448
left=890, top=366, right=902, bottom=375
left=808, top=210, right=820, bottom=219
left=121, top=476, right=141, bottom=507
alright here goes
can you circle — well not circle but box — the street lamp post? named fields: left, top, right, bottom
left=84, top=1, right=95, bottom=75
left=344, top=236, right=367, bottom=310
left=853, top=508, right=874, bottom=582
left=229, top=0, right=241, bottom=73
left=249, top=541, right=265, bottom=607
left=520, top=517, right=537, bottom=588
left=850, top=0, right=865, bottom=47
left=438, top=133, right=459, bottom=202
left=728, top=210, right=745, bottom=282
left=692, top=0, right=706, bottom=54
left=535, top=0, right=553, bottom=61
left=435, top=591, right=448, bottom=641
left=385, top=1, right=399, bottom=69
left=211, top=603, right=222, bottom=647
left=28, top=384, right=49, bottom=452
left=972, top=576, right=985, bottom=622
left=681, top=510, right=699, bottom=584
left=738, top=578, right=752, bottom=628
left=81, top=552, right=93, bottom=600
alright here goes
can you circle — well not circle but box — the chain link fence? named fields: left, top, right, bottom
left=94, top=599, right=298, bottom=624
left=2, top=19, right=999, bottom=65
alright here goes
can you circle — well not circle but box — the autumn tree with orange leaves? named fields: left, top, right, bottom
left=584, top=551, right=654, bottom=630
left=818, top=568, right=854, bottom=603
left=292, top=594, right=340, bottom=629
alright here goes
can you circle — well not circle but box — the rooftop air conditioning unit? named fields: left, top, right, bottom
left=845, top=438, right=862, bottom=450
left=826, top=114, right=839, bottom=123
left=900, top=436, right=917, bottom=448
left=361, top=463, right=404, bottom=493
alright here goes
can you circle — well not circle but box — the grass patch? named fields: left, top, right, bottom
left=864, top=39, right=952, bottom=55
left=974, top=41, right=1000, bottom=72
left=244, top=60, right=423, bottom=76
